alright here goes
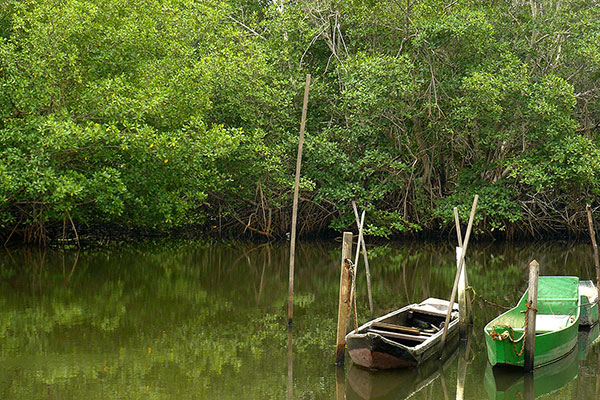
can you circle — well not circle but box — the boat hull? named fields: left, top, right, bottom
left=347, top=333, right=418, bottom=369
left=484, top=319, right=578, bottom=368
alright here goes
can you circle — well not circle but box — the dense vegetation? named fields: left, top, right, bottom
left=1, top=0, right=599, bottom=243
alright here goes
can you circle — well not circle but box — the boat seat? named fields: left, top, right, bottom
left=367, top=328, right=428, bottom=343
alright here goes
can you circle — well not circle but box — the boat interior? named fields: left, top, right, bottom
left=364, top=299, right=456, bottom=346
left=487, top=296, right=578, bottom=335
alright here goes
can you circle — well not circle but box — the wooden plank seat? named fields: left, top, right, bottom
left=371, top=322, right=420, bottom=335
left=366, top=328, right=429, bottom=343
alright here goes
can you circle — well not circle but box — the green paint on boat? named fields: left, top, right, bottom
left=484, top=345, right=579, bottom=400
left=483, top=276, right=580, bottom=368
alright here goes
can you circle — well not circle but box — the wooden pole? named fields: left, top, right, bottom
left=524, top=259, right=539, bottom=372
left=349, top=210, right=365, bottom=332
left=454, top=207, right=473, bottom=325
left=441, top=195, right=478, bottom=346
left=456, top=246, right=467, bottom=337
left=454, top=207, right=463, bottom=246
left=585, top=204, right=600, bottom=307
left=335, top=232, right=353, bottom=366
left=352, top=201, right=374, bottom=316
left=287, top=74, right=311, bottom=326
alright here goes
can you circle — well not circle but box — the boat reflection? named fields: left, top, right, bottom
left=346, top=339, right=459, bottom=400
left=485, top=324, right=599, bottom=400
left=578, top=323, right=599, bottom=361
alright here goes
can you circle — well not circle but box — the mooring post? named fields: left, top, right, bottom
left=524, top=259, right=539, bottom=372
left=335, top=232, right=353, bottom=366
left=456, top=246, right=467, bottom=338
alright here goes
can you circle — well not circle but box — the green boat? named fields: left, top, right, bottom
left=484, top=276, right=580, bottom=368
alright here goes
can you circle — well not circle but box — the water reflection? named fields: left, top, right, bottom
left=288, top=327, right=293, bottom=400
left=346, top=336, right=459, bottom=400
left=484, top=346, right=579, bottom=399
left=0, top=240, right=599, bottom=399
left=485, top=325, right=599, bottom=399
left=456, top=333, right=472, bottom=400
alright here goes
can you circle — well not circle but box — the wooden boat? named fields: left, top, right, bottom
left=578, top=280, right=598, bottom=326
left=484, top=276, right=580, bottom=369
left=345, top=298, right=459, bottom=370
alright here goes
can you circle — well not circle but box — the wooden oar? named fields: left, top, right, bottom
left=441, top=195, right=478, bottom=346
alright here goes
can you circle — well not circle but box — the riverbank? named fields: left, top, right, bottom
left=1, top=217, right=596, bottom=248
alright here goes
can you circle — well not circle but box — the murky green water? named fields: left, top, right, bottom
left=0, top=240, right=598, bottom=399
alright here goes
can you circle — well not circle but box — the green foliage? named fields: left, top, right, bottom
left=1, top=0, right=600, bottom=240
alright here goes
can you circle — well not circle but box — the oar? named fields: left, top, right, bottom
left=454, top=207, right=473, bottom=324
left=441, top=195, right=478, bottom=346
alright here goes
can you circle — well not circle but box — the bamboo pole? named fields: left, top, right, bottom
left=441, top=195, right=478, bottom=346
left=287, top=74, right=311, bottom=327
left=454, top=207, right=473, bottom=327
left=350, top=210, right=365, bottom=332
left=456, top=246, right=467, bottom=337
left=524, top=260, right=539, bottom=372
left=335, top=232, right=353, bottom=366
left=352, top=201, right=374, bottom=316
left=586, top=204, right=600, bottom=307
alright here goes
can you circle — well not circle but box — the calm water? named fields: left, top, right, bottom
left=0, top=240, right=598, bottom=399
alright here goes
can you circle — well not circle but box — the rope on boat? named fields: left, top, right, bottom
left=489, top=301, right=537, bottom=357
